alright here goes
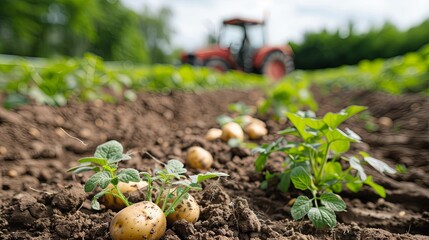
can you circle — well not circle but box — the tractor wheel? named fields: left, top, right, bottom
left=204, top=58, right=229, bottom=72
left=262, top=52, right=294, bottom=81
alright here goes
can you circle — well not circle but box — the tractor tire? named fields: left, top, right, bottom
left=262, top=52, right=294, bottom=81
left=204, top=58, right=229, bottom=72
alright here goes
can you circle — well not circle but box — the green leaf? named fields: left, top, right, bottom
left=349, top=157, right=367, bottom=180
left=227, top=138, right=242, bottom=148
left=308, top=207, right=337, bottom=228
left=216, top=115, right=233, bottom=126
left=78, top=157, right=108, bottom=166
left=323, top=105, right=367, bottom=129
left=291, top=195, right=312, bottom=220
left=91, top=189, right=108, bottom=210
left=94, top=140, right=125, bottom=161
left=117, top=168, right=141, bottom=183
left=320, top=193, right=346, bottom=212
left=291, top=166, right=312, bottom=191
left=286, top=113, right=314, bottom=140
left=277, top=172, right=291, bottom=192
left=189, top=172, right=229, bottom=184
left=363, top=156, right=396, bottom=175
left=66, top=162, right=91, bottom=173
left=165, top=159, right=187, bottom=174
left=345, top=174, right=363, bottom=193
left=364, top=176, right=386, bottom=198
left=255, top=154, right=269, bottom=172
left=84, top=172, right=112, bottom=192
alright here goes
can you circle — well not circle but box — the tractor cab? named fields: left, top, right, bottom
left=181, top=17, right=294, bottom=80
left=218, top=18, right=265, bottom=71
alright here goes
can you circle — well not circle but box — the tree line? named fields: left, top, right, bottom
left=0, top=0, right=174, bottom=63
left=289, top=18, right=429, bottom=69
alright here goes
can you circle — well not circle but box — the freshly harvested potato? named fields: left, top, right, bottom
left=166, top=193, right=200, bottom=223
left=378, top=116, right=393, bottom=129
left=245, top=122, right=268, bottom=140
left=250, top=117, right=266, bottom=127
left=221, top=122, right=244, bottom=142
left=158, top=189, right=200, bottom=224
left=110, top=201, right=166, bottom=240
left=186, top=146, right=213, bottom=170
left=102, top=181, right=148, bottom=211
left=205, top=128, right=222, bottom=141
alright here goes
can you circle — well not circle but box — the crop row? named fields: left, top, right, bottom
left=302, top=43, right=429, bottom=95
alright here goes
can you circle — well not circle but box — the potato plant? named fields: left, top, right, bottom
left=254, top=106, right=396, bottom=228
left=68, top=140, right=228, bottom=239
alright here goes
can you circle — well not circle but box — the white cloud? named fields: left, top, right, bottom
left=122, top=0, right=429, bottom=51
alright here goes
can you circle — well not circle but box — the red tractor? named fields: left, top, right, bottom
left=180, top=17, right=294, bottom=80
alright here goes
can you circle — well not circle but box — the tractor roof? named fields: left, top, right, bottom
left=222, top=18, right=264, bottom=26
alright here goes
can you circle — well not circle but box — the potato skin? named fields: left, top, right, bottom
left=165, top=193, right=200, bottom=224
left=205, top=128, right=222, bottom=141
left=110, top=201, right=166, bottom=240
left=102, top=181, right=148, bottom=211
left=158, top=190, right=200, bottom=224
left=186, top=146, right=213, bottom=170
left=244, top=122, right=268, bottom=139
left=221, top=122, right=244, bottom=142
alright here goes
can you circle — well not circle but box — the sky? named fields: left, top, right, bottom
left=122, top=0, right=429, bottom=51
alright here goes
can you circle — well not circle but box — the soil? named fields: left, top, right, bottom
left=1, top=88, right=429, bottom=240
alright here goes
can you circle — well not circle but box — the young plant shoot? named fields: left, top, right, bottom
left=68, top=140, right=228, bottom=239
left=254, top=106, right=396, bottom=229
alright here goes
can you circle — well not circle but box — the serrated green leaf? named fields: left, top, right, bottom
left=91, top=199, right=101, bottom=210
left=291, top=195, right=312, bottom=220
left=190, top=172, right=229, bottom=184
left=110, top=154, right=131, bottom=163
left=165, top=159, right=187, bottom=174
left=323, top=105, right=367, bottom=129
left=117, top=168, right=141, bottom=183
left=304, top=118, right=326, bottom=130
left=308, top=207, right=337, bottom=228
left=291, top=166, right=312, bottom=190
left=84, top=171, right=112, bottom=192
left=364, top=176, right=386, bottom=198
left=78, top=157, right=108, bottom=166
left=349, top=157, right=367, bottom=180
left=94, top=140, right=124, bottom=161
left=320, top=193, right=346, bottom=212
left=72, top=166, right=98, bottom=174
left=363, top=156, right=396, bottom=175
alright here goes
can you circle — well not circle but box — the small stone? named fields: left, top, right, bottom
left=378, top=117, right=393, bottom=129
left=398, top=211, right=406, bottom=217
left=79, top=128, right=91, bottom=138
left=93, top=99, right=104, bottom=108
left=8, top=169, right=18, bottom=178
left=0, top=146, right=8, bottom=155
left=29, top=128, right=40, bottom=137
left=95, top=118, right=104, bottom=127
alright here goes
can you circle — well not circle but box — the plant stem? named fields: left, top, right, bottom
left=316, top=143, right=331, bottom=185
left=161, top=186, right=174, bottom=212
left=146, top=178, right=153, bottom=202
left=155, top=180, right=167, bottom=205
left=164, top=187, right=190, bottom=217
left=113, top=184, right=131, bottom=206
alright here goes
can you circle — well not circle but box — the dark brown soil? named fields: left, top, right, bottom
left=1, top=88, right=429, bottom=240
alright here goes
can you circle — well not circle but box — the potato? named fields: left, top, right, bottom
left=378, top=116, right=393, bottom=129
left=221, top=122, right=244, bottom=142
left=166, top=193, right=200, bottom=223
left=186, top=146, right=213, bottom=170
left=102, top=181, right=148, bottom=211
left=245, top=122, right=268, bottom=139
left=110, top=201, right=166, bottom=240
left=250, top=117, right=266, bottom=128
left=205, top=128, right=222, bottom=141
left=158, top=189, right=200, bottom=224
